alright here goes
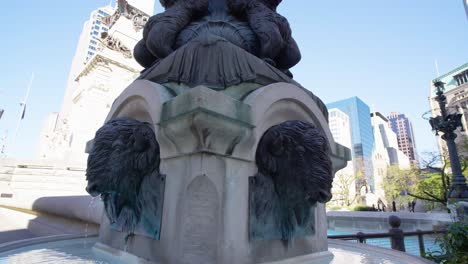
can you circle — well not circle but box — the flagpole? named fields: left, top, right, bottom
left=10, top=73, right=34, bottom=154
left=464, top=0, right=468, bottom=19
left=0, top=130, right=7, bottom=156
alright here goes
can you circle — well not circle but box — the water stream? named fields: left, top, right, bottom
left=83, top=196, right=97, bottom=248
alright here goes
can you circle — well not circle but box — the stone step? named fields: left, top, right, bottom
left=8, top=174, right=86, bottom=184
left=9, top=182, right=87, bottom=192
left=1, top=168, right=85, bottom=177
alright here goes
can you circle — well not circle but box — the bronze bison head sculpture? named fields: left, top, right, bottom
left=250, top=120, right=333, bottom=241
left=86, top=118, right=160, bottom=235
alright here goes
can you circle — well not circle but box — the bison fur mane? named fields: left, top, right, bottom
left=250, top=120, right=333, bottom=242
left=86, top=118, right=163, bottom=238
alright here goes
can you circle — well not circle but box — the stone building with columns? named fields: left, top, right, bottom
left=429, top=62, right=468, bottom=157
left=38, top=0, right=154, bottom=165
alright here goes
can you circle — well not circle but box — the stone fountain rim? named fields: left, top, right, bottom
left=0, top=233, right=96, bottom=254
left=0, top=234, right=434, bottom=264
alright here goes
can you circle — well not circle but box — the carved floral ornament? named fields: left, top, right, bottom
left=99, top=32, right=133, bottom=59
left=101, top=0, right=150, bottom=32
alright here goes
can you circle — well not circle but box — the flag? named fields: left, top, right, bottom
left=20, top=103, right=26, bottom=120
left=0, top=109, right=4, bottom=120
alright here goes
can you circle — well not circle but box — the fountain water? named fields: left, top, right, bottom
left=83, top=196, right=98, bottom=248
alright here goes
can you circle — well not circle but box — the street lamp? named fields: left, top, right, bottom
left=429, top=80, right=468, bottom=201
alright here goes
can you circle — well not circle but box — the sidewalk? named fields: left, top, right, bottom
left=0, top=207, right=36, bottom=244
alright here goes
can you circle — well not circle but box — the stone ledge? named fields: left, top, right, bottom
left=160, top=85, right=253, bottom=127
left=328, top=239, right=434, bottom=264
left=159, top=86, right=255, bottom=158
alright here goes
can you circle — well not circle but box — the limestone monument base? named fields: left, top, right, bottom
left=87, top=80, right=349, bottom=264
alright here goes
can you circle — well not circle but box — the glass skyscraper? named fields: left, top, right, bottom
left=327, top=97, right=375, bottom=192
left=387, top=112, right=418, bottom=165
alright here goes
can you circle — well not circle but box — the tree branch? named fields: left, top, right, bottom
left=426, top=165, right=443, bottom=173
left=422, top=190, right=444, bottom=202
left=408, top=192, right=446, bottom=205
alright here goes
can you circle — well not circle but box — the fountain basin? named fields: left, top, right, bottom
left=0, top=235, right=433, bottom=264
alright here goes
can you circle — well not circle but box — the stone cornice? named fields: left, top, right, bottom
left=433, top=62, right=468, bottom=82
left=75, top=54, right=139, bottom=82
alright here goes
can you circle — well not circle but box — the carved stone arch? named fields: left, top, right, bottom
left=246, top=84, right=331, bottom=142
left=180, top=175, right=220, bottom=264
left=108, top=95, right=153, bottom=123
left=240, top=83, right=340, bottom=167
left=104, top=80, right=176, bottom=157
left=105, top=81, right=172, bottom=123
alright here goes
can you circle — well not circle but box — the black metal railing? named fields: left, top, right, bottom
left=328, top=229, right=446, bottom=257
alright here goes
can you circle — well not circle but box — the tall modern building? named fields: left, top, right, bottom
left=328, top=108, right=356, bottom=205
left=38, top=0, right=155, bottom=164
left=327, top=97, right=374, bottom=192
left=429, top=62, right=468, bottom=156
left=329, top=109, right=353, bottom=154
left=58, top=5, right=114, bottom=129
left=372, top=112, right=410, bottom=169
left=387, top=112, right=418, bottom=166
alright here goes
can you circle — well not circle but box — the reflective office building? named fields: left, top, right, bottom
left=327, top=97, right=375, bottom=192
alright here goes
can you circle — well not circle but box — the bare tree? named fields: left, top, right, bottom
left=331, top=172, right=358, bottom=207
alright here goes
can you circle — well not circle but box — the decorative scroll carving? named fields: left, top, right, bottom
left=100, top=32, right=133, bottom=59
left=86, top=118, right=165, bottom=240
left=249, top=121, right=333, bottom=242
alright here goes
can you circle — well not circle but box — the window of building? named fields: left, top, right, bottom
left=455, top=70, right=468, bottom=86
left=93, top=31, right=99, bottom=35
left=98, top=10, right=109, bottom=16
left=95, top=25, right=100, bottom=30
left=88, top=51, right=94, bottom=56
left=96, top=20, right=101, bottom=25
left=90, top=40, right=97, bottom=45
left=89, top=45, right=96, bottom=51
left=102, top=27, right=108, bottom=31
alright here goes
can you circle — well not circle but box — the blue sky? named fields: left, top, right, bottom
left=0, top=1, right=466, bottom=160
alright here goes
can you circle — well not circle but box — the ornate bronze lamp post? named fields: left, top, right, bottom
left=429, top=80, right=468, bottom=201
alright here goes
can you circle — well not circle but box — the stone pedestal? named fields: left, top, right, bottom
left=95, top=80, right=350, bottom=263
